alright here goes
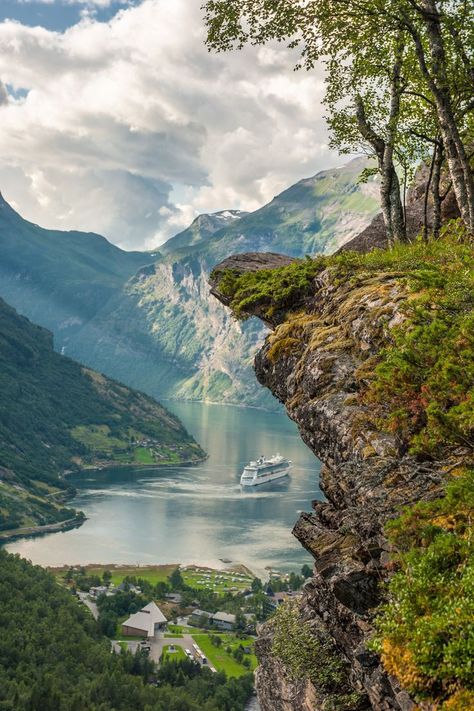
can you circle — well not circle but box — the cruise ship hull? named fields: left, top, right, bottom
left=240, top=465, right=291, bottom=487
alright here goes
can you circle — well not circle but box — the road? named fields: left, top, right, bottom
left=111, top=634, right=202, bottom=666
left=77, top=592, right=99, bottom=620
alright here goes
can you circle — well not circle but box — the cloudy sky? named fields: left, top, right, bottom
left=0, top=0, right=340, bottom=250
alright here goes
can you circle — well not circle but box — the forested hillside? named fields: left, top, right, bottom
left=0, top=298, right=204, bottom=534
left=0, top=551, right=253, bottom=711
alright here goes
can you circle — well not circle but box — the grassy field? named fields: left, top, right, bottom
left=168, top=624, right=196, bottom=634
left=191, top=634, right=257, bottom=677
left=161, top=645, right=187, bottom=663
left=49, top=563, right=178, bottom=586
left=134, top=447, right=154, bottom=464
left=181, top=565, right=253, bottom=594
left=50, top=563, right=255, bottom=595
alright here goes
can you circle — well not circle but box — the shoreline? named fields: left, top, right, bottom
left=66, top=454, right=208, bottom=476
left=2, top=454, right=208, bottom=545
left=46, top=561, right=256, bottom=576
left=0, top=515, right=85, bottom=545
left=165, top=397, right=282, bottom=414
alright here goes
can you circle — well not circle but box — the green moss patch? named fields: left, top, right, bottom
left=212, top=257, right=325, bottom=321
left=271, top=601, right=365, bottom=710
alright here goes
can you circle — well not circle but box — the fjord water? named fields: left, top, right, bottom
left=7, top=403, right=322, bottom=574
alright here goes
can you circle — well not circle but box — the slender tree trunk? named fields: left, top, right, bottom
left=378, top=154, right=395, bottom=246
left=355, top=42, right=406, bottom=246
left=389, top=159, right=406, bottom=242
left=374, top=149, right=405, bottom=247
left=431, top=141, right=443, bottom=239
left=385, top=42, right=407, bottom=243
left=414, top=0, right=474, bottom=232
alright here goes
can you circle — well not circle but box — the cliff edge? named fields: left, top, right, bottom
left=209, top=231, right=473, bottom=711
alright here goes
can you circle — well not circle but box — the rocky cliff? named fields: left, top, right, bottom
left=210, top=241, right=472, bottom=710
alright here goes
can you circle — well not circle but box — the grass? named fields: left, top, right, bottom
left=167, top=624, right=196, bottom=634
left=371, top=467, right=474, bottom=709
left=161, top=645, right=187, bottom=663
left=347, top=225, right=474, bottom=455
left=134, top=447, right=155, bottom=464
left=181, top=566, right=253, bottom=594
left=191, top=634, right=257, bottom=677
left=49, top=564, right=177, bottom=587
left=212, top=256, right=324, bottom=321
left=71, top=424, right=128, bottom=453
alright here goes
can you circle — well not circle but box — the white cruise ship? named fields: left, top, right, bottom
left=240, top=454, right=291, bottom=486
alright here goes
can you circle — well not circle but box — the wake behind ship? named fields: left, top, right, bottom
left=240, top=454, right=292, bottom=486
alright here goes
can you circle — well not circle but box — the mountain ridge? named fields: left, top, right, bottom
left=0, top=157, right=379, bottom=409
left=67, top=157, right=380, bottom=408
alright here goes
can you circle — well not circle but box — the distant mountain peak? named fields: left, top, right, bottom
left=191, top=209, right=246, bottom=228
left=160, top=209, right=249, bottom=255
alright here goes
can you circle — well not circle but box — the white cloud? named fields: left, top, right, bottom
left=0, top=0, right=340, bottom=249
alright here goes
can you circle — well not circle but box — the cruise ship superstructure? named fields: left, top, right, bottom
left=240, top=454, right=291, bottom=486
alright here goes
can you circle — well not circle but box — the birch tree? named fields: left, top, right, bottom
left=203, top=0, right=474, bottom=235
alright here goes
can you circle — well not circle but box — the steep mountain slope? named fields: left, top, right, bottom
left=0, top=194, right=149, bottom=342
left=0, top=298, right=205, bottom=536
left=67, top=158, right=379, bottom=407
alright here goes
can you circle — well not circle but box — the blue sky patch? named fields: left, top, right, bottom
left=0, top=1, right=139, bottom=32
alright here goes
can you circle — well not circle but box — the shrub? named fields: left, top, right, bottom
left=371, top=468, right=474, bottom=708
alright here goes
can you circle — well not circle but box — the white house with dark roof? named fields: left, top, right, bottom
left=122, top=601, right=167, bottom=638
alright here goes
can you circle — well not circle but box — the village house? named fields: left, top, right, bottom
left=117, top=582, right=142, bottom=595
left=189, top=609, right=237, bottom=630
left=266, top=590, right=298, bottom=608
left=189, top=609, right=213, bottom=626
left=165, top=592, right=182, bottom=604
left=210, top=611, right=236, bottom=631
left=122, top=601, right=167, bottom=638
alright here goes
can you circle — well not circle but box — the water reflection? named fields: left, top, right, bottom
left=7, top=403, right=323, bottom=575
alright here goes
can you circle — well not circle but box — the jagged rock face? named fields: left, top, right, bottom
left=211, top=257, right=450, bottom=711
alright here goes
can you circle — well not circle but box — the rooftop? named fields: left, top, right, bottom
left=122, top=601, right=167, bottom=636
left=212, top=611, right=236, bottom=624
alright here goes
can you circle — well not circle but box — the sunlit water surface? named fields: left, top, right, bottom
left=7, top=402, right=323, bottom=575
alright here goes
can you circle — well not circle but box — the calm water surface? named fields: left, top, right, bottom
left=7, top=402, right=322, bottom=575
